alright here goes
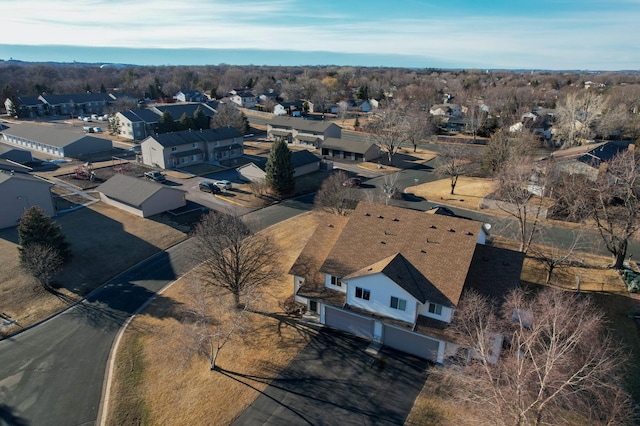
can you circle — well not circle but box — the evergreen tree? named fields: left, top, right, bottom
left=157, top=111, right=176, bottom=133
left=179, top=112, right=195, bottom=130
left=100, top=83, right=107, bottom=93
left=193, top=107, right=209, bottom=130
left=265, top=137, right=295, bottom=194
left=18, top=206, right=70, bottom=263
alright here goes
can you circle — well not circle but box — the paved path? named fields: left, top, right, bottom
left=232, top=329, right=429, bottom=425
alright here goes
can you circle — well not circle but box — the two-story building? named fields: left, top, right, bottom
left=38, top=93, right=115, bottom=116
left=116, top=109, right=162, bottom=141
left=290, top=202, right=524, bottom=363
left=140, top=126, right=244, bottom=169
left=267, top=116, right=342, bottom=149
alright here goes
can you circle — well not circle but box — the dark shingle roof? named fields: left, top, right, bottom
left=0, top=171, right=50, bottom=185
left=291, top=149, right=320, bottom=168
left=39, top=93, right=114, bottom=104
left=270, top=116, right=337, bottom=133
left=16, top=96, right=44, bottom=107
left=145, top=127, right=242, bottom=148
left=152, top=103, right=216, bottom=118
left=96, top=174, right=185, bottom=207
left=463, top=244, right=525, bottom=303
left=120, top=109, right=161, bottom=123
left=577, top=141, right=629, bottom=168
left=1, top=123, right=108, bottom=148
left=321, top=137, right=376, bottom=154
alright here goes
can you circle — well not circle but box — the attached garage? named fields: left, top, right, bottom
left=383, top=324, right=441, bottom=362
left=324, top=306, right=374, bottom=340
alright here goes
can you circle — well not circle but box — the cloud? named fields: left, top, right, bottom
left=2, top=0, right=638, bottom=69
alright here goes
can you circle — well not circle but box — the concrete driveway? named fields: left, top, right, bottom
left=231, top=328, right=429, bottom=425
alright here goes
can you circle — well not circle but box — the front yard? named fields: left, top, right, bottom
left=0, top=202, right=186, bottom=337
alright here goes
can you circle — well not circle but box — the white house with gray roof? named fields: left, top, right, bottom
left=140, top=126, right=244, bottom=169
left=116, top=109, right=162, bottom=141
left=1, top=123, right=112, bottom=158
left=267, top=116, right=341, bottom=148
left=96, top=174, right=186, bottom=218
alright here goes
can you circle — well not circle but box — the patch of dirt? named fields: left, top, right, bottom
left=54, top=161, right=152, bottom=190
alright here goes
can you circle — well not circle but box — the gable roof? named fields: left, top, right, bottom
left=0, top=170, right=50, bottom=185
left=270, top=116, right=337, bottom=133
left=119, top=109, right=161, bottom=123
left=1, top=123, right=108, bottom=148
left=96, top=174, right=185, bottom=207
left=291, top=149, right=320, bottom=168
left=321, top=137, right=376, bottom=154
left=320, top=202, right=483, bottom=307
left=152, top=103, right=216, bottom=118
left=15, top=96, right=44, bottom=107
left=145, top=126, right=242, bottom=148
left=577, top=141, right=628, bottom=168
left=39, top=93, right=114, bottom=104
left=463, top=244, right=524, bottom=303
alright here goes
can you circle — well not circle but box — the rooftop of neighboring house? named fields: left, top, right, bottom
left=1, top=123, right=107, bottom=148
left=0, top=170, right=50, bottom=185
left=269, top=116, right=337, bottom=133
left=119, top=109, right=162, bottom=123
left=38, top=93, right=114, bottom=104
left=577, top=140, right=630, bottom=168
left=151, top=103, right=216, bottom=118
left=321, top=137, right=376, bottom=154
left=144, top=126, right=243, bottom=148
left=96, top=174, right=185, bottom=207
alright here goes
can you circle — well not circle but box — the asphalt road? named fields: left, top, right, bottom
left=0, top=197, right=311, bottom=426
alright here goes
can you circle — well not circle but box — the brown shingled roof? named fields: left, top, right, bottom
left=320, top=202, right=482, bottom=307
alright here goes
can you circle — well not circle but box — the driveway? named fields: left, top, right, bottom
left=232, top=328, right=429, bottom=425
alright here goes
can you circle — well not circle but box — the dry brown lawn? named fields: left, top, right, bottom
left=0, top=202, right=186, bottom=336
left=406, top=176, right=498, bottom=211
left=107, top=212, right=326, bottom=425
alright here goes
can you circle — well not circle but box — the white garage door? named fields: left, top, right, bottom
left=383, top=324, right=440, bottom=362
left=325, top=307, right=375, bottom=340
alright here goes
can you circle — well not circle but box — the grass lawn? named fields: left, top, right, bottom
left=106, top=212, right=326, bottom=425
left=406, top=176, right=498, bottom=212
left=0, top=202, right=186, bottom=337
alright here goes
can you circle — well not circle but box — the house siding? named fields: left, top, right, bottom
left=344, top=273, right=418, bottom=324
left=140, top=189, right=186, bottom=217
left=0, top=178, right=54, bottom=229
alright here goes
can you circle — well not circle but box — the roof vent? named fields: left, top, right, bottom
left=364, top=213, right=370, bottom=216
left=377, top=215, right=384, bottom=219
left=448, top=228, right=455, bottom=232
left=392, top=218, right=399, bottom=222
left=420, top=249, right=427, bottom=254
left=429, top=225, right=437, bottom=229
left=465, top=231, right=473, bottom=236
left=381, top=241, right=386, bottom=244
left=327, top=224, right=334, bottom=228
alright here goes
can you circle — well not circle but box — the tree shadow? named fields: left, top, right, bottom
left=0, top=404, right=28, bottom=426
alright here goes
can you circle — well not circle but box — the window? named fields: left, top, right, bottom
left=390, top=296, right=407, bottom=311
left=192, top=143, right=198, bottom=148
left=330, top=276, right=342, bottom=287
left=171, top=147, right=177, bottom=151
left=355, top=287, right=370, bottom=301
left=428, top=303, right=442, bottom=315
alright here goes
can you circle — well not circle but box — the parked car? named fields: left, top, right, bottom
left=343, top=177, right=362, bottom=187
left=93, top=127, right=102, bottom=133
left=144, top=171, right=166, bottom=182
left=199, top=181, right=221, bottom=193
left=214, top=180, right=232, bottom=190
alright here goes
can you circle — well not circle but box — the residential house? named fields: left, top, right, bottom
left=291, top=202, right=524, bottom=363
left=236, top=150, right=321, bottom=182
left=38, top=93, right=114, bottom=116
left=116, top=109, right=162, bottom=141
left=321, top=137, right=380, bottom=162
left=140, top=127, right=244, bottom=169
left=555, top=140, right=630, bottom=181
left=0, top=143, right=34, bottom=164
left=175, top=90, right=204, bottom=103
left=231, top=91, right=257, bottom=109
left=4, top=96, right=46, bottom=118
left=1, top=123, right=112, bottom=158
left=96, top=174, right=186, bottom=218
left=273, top=101, right=304, bottom=117
left=0, top=172, right=55, bottom=229
left=267, top=116, right=342, bottom=148
left=429, top=104, right=462, bottom=117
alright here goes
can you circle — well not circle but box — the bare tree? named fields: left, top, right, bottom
left=20, top=244, right=63, bottom=290
left=191, top=212, right=279, bottom=307
left=435, top=144, right=473, bottom=195
left=585, top=150, right=640, bottom=269
left=482, top=129, right=535, bottom=177
left=443, top=288, right=635, bottom=426
left=180, top=280, right=250, bottom=371
left=555, top=91, right=607, bottom=148
left=211, top=102, right=249, bottom=134
left=464, top=104, right=488, bottom=141
left=366, top=106, right=409, bottom=164
left=380, top=172, right=401, bottom=205
left=314, top=170, right=358, bottom=215
left=492, top=158, right=548, bottom=253
left=529, top=227, right=586, bottom=284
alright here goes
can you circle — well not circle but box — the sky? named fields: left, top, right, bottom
left=1, top=0, right=639, bottom=70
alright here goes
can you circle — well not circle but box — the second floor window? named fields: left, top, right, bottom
left=428, top=303, right=442, bottom=315
left=390, top=296, right=407, bottom=311
left=355, top=287, right=370, bottom=301
left=330, top=276, right=342, bottom=287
